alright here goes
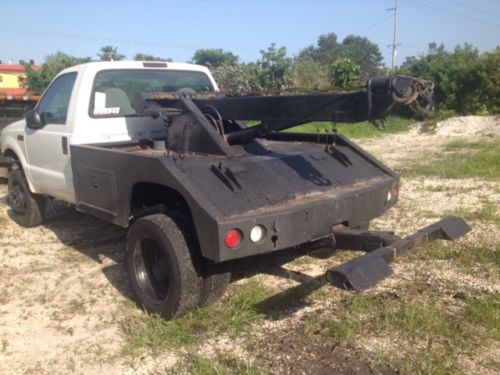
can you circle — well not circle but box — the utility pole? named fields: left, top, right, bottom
left=390, top=0, right=400, bottom=71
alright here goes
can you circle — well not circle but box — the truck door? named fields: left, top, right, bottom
left=25, top=72, right=77, bottom=202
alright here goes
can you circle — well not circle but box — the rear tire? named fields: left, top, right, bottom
left=166, top=211, right=231, bottom=308
left=7, top=169, right=45, bottom=227
left=125, top=213, right=203, bottom=319
left=200, top=262, right=230, bottom=307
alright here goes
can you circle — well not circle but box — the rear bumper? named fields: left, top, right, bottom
left=210, top=176, right=399, bottom=262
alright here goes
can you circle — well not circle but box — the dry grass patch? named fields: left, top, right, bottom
left=120, top=280, right=271, bottom=356
left=294, top=290, right=499, bottom=374
left=401, top=139, right=500, bottom=180
left=173, top=352, right=264, bottom=375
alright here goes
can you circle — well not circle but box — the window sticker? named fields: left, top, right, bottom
left=93, top=92, right=120, bottom=115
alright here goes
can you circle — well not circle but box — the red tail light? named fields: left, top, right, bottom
left=225, top=229, right=242, bottom=249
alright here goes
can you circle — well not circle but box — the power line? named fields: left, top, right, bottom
left=0, top=26, right=258, bottom=56
left=443, top=0, right=500, bottom=18
left=406, top=0, right=500, bottom=28
left=144, top=0, right=387, bottom=14
left=362, top=15, right=393, bottom=32
left=145, top=0, right=276, bottom=11
left=0, top=26, right=194, bottom=49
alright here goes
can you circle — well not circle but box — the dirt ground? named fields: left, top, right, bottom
left=0, top=116, right=498, bottom=374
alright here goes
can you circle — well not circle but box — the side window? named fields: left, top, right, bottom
left=38, top=72, right=77, bottom=125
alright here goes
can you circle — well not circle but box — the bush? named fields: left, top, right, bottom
left=400, top=44, right=500, bottom=115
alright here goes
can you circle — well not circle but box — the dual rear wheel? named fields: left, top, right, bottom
left=126, top=213, right=230, bottom=319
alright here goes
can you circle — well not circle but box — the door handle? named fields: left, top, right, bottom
left=61, top=136, right=68, bottom=155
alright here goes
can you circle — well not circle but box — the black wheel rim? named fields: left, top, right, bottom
left=134, top=237, right=170, bottom=303
left=9, top=183, right=27, bottom=215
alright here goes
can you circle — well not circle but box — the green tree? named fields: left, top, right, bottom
left=427, top=42, right=446, bottom=56
left=19, top=52, right=90, bottom=94
left=258, top=43, right=293, bottom=91
left=98, top=45, right=125, bottom=61
left=298, top=33, right=341, bottom=64
left=291, top=60, right=328, bottom=91
left=192, top=49, right=238, bottom=68
left=477, top=49, right=500, bottom=113
left=297, top=33, right=383, bottom=80
left=328, top=58, right=361, bottom=89
left=341, top=35, right=383, bottom=79
left=212, top=64, right=261, bottom=94
left=134, top=53, right=171, bottom=62
left=241, top=63, right=264, bottom=92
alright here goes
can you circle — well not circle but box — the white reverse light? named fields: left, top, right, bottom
left=250, top=225, right=265, bottom=243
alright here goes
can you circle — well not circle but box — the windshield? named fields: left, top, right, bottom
left=91, top=69, right=215, bottom=117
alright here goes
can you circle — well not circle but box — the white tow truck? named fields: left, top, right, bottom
left=0, top=61, right=217, bottom=208
left=0, top=61, right=470, bottom=320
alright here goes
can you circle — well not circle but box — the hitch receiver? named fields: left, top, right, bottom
left=326, top=217, right=471, bottom=291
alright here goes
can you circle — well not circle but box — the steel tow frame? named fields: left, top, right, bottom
left=326, top=216, right=471, bottom=291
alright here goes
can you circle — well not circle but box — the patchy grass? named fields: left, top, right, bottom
left=58, top=245, right=84, bottom=263
left=300, top=294, right=374, bottom=346
left=299, top=291, right=499, bottom=374
left=463, top=294, right=499, bottom=340
left=1, top=339, right=8, bottom=353
left=0, top=216, right=6, bottom=235
left=402, top=140, right=500, bottom=180
left=443, top=139, right=495, bottom=151
left=254, top=276, right=325, bottom=319
left=289, top=255, right=316, bottom=267
left=409, top=239, right=499, bottom=274
left=285, top=116, right=415, bottom=139
left=451, top=201, right=500, bottom=225
left=0, top=285, right=9, bottom=304
left=174, top=353, right=264, bottom=375
left=121, top=280, right=271, bottom=356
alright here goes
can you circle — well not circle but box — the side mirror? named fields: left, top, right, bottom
left=25, top=108, right=43, bottom=129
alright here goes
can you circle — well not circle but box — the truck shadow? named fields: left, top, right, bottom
left=1, top=193, right=329, bottom=317
left=229, top=250, right=330, bottom=319
left=22, top=202, right=135, bottom=300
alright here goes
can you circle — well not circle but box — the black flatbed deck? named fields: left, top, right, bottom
left=71, top=132, right=398, bottom=262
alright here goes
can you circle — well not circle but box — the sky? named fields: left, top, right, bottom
left=1, top=0, right=499, bottom=67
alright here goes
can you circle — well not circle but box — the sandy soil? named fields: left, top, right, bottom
left=359, top=115, right=500, bottom=170
left=0, top=116, right=498, bottom=374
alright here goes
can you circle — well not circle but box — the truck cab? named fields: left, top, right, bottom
left=0, top=61, right=218, bottom=202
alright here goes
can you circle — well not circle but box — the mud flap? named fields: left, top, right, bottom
left=326, top=216, right=471, bottom=291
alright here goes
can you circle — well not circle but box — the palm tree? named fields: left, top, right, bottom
left=98, top=46, right=125, bottom=61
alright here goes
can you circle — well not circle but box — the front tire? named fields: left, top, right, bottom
left=7, top=168, right=45, bottom=227
left=125, top=213, right=204, bottom=319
